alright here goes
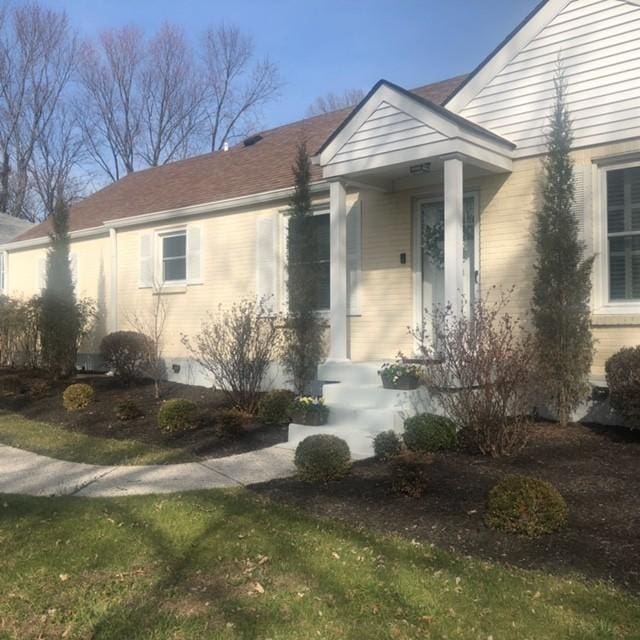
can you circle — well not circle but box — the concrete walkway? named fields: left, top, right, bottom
left=0, top=443, right=296, bottom=497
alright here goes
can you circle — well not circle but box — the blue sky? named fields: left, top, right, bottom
left=47, top=0, right=540, bottom=129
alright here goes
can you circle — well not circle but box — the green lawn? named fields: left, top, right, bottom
left=0, top=411, right=194, bottom=465
left=0, top=490, right=638, bottom=640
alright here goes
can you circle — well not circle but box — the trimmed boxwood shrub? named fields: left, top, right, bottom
left=216, top=409, right=249, bottom=439
left=257, top=389, right=296, bottom=424
left=403, top=413, right=457, bottom=452
left=373, top=430, right=402, bottom=461
left=606, top=346, right=640, bottom=429
left=115, top=399, right=143, bottom=421
left=294, top=434, right=351, bottom=482
left=486, top=475, right=568, bottom=537
left=389, top=451, right=433, bottom=497
left=158, top=399, right=198, bottom=433
left=100, top=331, right=152, bottom=384
left=63, top=383, right=95, bottom=411
left=0, top=374, right=25, bottom=397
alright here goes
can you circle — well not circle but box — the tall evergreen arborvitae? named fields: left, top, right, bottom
left=531, top=69, right=594, bottom=426
left=282, top=141, right=326, bottom=394
left=40, top=196, right=80, bottom=378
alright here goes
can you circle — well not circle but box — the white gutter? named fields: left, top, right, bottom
left=0, top=181, right=330, bottom=252
left=105, top=181, right=329, bottom=230
left=0, top=225, right=109, bottom=251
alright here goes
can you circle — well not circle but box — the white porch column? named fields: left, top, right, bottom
left=444, top=156, right=464, bottom=316
left=328, top=180, right=349, bottom=361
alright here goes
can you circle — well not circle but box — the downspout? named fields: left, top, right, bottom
left=109, top=228, right=117, bottom=333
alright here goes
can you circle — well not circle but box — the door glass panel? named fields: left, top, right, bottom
left=421, top=196, right=476, bottom=335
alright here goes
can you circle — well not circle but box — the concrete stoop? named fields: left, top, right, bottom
left=285, top=361, right=437, bottom=458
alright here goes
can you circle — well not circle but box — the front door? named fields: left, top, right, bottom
left=413, top=194, right=479, bottom=344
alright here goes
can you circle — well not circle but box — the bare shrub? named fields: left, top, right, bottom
left=412, top=288, right=535, bottom=457
left=181, top=298, right=281, bottom=413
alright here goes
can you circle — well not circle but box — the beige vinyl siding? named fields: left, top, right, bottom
left=458, top=0, right=640, bottom=157
left=6, top=235, right=112, bottom=352
left=329, top=101, right=447, bottom=165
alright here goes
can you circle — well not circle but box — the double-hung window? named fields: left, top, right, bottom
left=161, top=232, right=187, bottom=283
left=287, top=212, right=330, bottom=311
left=606, top=165, right=640, bottom=302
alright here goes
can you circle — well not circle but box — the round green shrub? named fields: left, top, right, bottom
left=373, top=430, right=402, bottom=461
left=389, top=451, right=433, bottom=497
left=99, top=331, right=152, bottom=384
left=257, top=389, right=296, bottom=424
left=62, top=383, right=95, bottom=411
left=158, top=399, right=198, bottom=433
left=605, top=346, right=640, bottom=429
left=403, top=413, right=457, bottom=452
left=216, top=409, right=249, bottom=439
left=486, top=475, right=568, bottom=537
left=294, top=434, right=351, bottom=482
left=115, top=399, right=143, bottom=421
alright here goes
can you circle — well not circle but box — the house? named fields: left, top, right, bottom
left=0, top=0, right=638, bottom=452
left=0, top=213, right=33, bottom=293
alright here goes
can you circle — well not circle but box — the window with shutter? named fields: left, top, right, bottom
left=38, top=257, right=46, bottom=291
left=606, top=166, right=640, bottom=301
left=256, top=216, right=277, bottom=312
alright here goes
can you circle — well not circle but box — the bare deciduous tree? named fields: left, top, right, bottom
left=201, top=24, right=281, bottom=151
left=0, top=3, right=76, bottom=218
left=306, top=88, right=365, bottom=116
left=29, top=102, right=85, bottom=218
left=140, top=23, right=206, bottom=167
left=77, top=25, right=145, bottom=182
left=126, top=280, right=168, bottom=399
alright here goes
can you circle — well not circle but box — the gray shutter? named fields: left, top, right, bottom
left=187, top=226, right=202, bottom=283
left=572, top=165, right=586, bottom=246
left=256, top=216, right=278, bottom=312
left=70, top=253, right=78, bottom=289
left=38, top=256, right=47, bottom=291
left=139, top=233, right=153, bottom=288
left=347, top=201, right=362, bottom=315
left=0, top=252, right=5, bottom=292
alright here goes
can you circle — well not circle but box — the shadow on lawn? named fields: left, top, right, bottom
left=32, top=491, right=632, bottom=639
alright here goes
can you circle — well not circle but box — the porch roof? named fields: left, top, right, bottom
left=314, top=79, right=515, bottom=180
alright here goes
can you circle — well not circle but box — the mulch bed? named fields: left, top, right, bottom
left=0, top=370, right=287, bottom=459
left=254, top=422, right=640, bottom=592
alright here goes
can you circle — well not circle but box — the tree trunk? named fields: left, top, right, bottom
left=0, top=151, right=10, bottom=213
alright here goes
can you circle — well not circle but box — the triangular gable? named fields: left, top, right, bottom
left=446, top=0, right=572, bottom=112
left=316, top=80, right=514, bottom=177
left=447, top=0, right=640, bottom=156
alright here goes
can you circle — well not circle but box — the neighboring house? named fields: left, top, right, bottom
left=0, top=0, right=638, bottom=447
left=0, top=213, right=33, bottom=294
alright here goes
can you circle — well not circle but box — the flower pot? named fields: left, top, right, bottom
left=380, top=374, right=420, bottom=391
left=291, top=410, right=328, bottom=426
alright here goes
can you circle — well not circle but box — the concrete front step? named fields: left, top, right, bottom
left=318, top=361, right=384, bottom=386
left=323, top=382, right=421, bottom=410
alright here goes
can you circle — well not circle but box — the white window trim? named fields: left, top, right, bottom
left=593, top=158, right=640, bottom=315
left=157, top=228, right=188, bottom=286
left=280, top=208, right=331, bottom=316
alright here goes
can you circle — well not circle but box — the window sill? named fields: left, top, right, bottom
left=593, top=304, right=640, bottom=324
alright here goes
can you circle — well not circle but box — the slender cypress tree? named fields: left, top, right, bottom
left=282, top=141, right=325, bottom=393
left=531, top=68, right=594, bottom=425
left=40, top=196, right=80, bottom=378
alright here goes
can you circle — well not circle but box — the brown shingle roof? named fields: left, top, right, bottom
left=16, top=74, right=467, bottom=242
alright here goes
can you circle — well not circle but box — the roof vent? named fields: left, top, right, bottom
left=243, top=134, right=263, bottom=147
